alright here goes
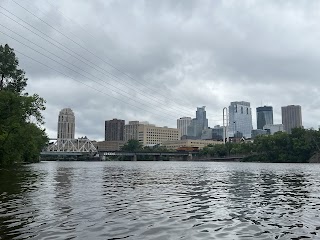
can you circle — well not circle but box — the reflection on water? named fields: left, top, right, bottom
left=1, top=162, right=320, bottom=239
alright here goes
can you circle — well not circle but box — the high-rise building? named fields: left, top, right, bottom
left=196, top=106, right=209, bottom=129
left=57, top=108, right=75, bottom=139
left=177, top=117, right=192, bottom=137
left=105, top=119, right=125, bottom=141
left=256, top=106, right=273, bottom=129
left=281, top=105, right=302, bottom=134
left=187, top=106, right=208, bottom=138
left=124, top=121, right=180, bottom=146
left=228, top=101, right=253, bottom=138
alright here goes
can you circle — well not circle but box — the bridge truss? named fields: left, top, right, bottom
left=44, top=138, right=97, bottom=153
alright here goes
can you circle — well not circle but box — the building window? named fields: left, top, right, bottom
left=241, top=106, right=243, bottom=114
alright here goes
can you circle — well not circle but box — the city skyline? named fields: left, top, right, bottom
left=1, top=1, right=319, bottom=140
left=55, top=102, right=305, bottom=142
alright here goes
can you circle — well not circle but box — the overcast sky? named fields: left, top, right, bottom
left=1, top=0, right=320, bottom=140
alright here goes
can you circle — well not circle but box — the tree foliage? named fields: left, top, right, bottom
left=121, top=139, right=143, bottom=152
left=0, top=44, right=48, bottom=165
left=198, top=128, right=320, bottom=163
left=0, top=44, right=27, bottom=93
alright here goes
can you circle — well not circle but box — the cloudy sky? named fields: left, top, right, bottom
left=1, top=0, right=320, bottom=140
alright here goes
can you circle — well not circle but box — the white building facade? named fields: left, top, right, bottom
left=177, top=117, right=192, bottom=137
left=57, top=108, right=75, bottom=139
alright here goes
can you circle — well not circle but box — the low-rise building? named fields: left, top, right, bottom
left=201, top=125, right=225, bottom=141
left=263, top=124, right=284, bottom=135
left=251, top=129, right=268, bottom=139
left=124, top=121, right=180, bottom=146
left=97, top=140, right=125, bottom=151
left=162, top=139, right=223, bottom=150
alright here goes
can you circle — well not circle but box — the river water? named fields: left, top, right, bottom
left=1, top=161, right=320, bottom=240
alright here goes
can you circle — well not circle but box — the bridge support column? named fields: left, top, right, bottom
left=153, top=155, right=160, bottom=161
left=132, top=154, right=137, bottom=161
left=182, top=155, right=188, bottom=161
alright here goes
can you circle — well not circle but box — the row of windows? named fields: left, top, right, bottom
left=146, top=134, right=179, bottom=137
left=235, top=106, right=250, bottom=114
left=146, top=137, right=178, bottom=140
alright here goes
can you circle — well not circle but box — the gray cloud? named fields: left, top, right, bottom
left=1, top=0, right=320, bottom=140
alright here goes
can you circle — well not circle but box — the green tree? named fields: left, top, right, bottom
left=121, top=139, right=143, bottom=152
left=0, top=44, right=48, bottom=165
left=0, top=44, right=27, bottom=93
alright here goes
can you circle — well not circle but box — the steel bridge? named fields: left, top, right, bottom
left=41, top=138, right=97, bottom=157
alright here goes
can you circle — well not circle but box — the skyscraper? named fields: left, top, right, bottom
left=187, top=106, right=208, bottom=138
left=228, top=101, right=253, bottom=138
left=196, top=106, right=209, bottom=129
left=177, top=117, right=192, bottom=137
left=281, top=105, right=302, bottom=134
left=105, top=119, right=125, bottom=141
left=256, top=106, right=273, bottom=129
left=57, top=108, right=75, bottom=139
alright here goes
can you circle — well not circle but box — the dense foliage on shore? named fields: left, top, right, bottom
left=199, top=128, right=320, bottom=163
left=0, top=44, right=48, bottom=165
left=113, top=139, right=172, bottom=160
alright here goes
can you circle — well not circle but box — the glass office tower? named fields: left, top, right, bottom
left=256, top=106, right=273, bottom=129
left=228, top=101, right=253, bottom=138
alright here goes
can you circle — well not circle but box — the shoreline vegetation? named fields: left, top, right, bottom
left=111, top=135, right=320, bottom=163
left=0, top=44, right=48, bottom=166
left=199, top=128, right=320, bottom=163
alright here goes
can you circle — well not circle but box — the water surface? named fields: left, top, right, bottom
left=1, top=161, right=320, bottom=239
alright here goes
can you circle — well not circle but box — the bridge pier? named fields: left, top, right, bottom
left=132, top=154, right=137, bottom=161
left=181, top=154, right=193, bottom=161
left=153, top=155, right=160, bottom=161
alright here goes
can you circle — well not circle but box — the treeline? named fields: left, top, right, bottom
left=114, top=139, right=171, bottom=160
left=0, top=44, right=48, bottom=165
left=199, top=128, right=320, bottom=163
left=121, top=139, right=171, bottom=152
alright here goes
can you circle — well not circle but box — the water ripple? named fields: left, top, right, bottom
left=1, top=162, right=320, bottom=239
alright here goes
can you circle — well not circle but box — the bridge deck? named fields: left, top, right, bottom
left=40, top=152, right=90, bottom=156
left=101, top=151, right=191, bottom=156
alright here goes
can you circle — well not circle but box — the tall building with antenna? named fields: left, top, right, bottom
left=57, top=108, right=75, bottom=139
